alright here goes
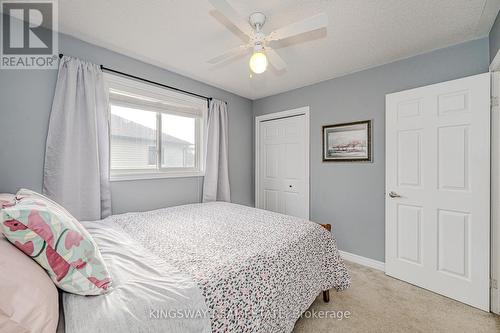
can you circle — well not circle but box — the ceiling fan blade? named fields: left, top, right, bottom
left=268, top=13, right=327, bottom=41
left=266, top=47, right=286, bottom=71
left=207, top=44, right=251, bottom=64
left=208, top=0, right=253, bottom=37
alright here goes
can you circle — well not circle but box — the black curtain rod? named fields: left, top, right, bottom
left=58, top=54, right=211, bottom=102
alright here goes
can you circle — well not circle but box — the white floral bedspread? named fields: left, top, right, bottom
left=109, top=202, right=350, bottom=333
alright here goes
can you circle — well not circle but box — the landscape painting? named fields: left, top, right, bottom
left=322, top=120, right=372, bottom=162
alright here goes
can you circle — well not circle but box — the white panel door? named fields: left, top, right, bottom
left=386, top=73, right=490, bottom=311
left=258, top=114, right=308, bottom=218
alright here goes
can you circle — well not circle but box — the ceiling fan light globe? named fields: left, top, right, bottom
left=249, top=52, right=268, bottom=74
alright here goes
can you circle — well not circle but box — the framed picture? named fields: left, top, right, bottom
left=322, top=120, right=372, bottom=162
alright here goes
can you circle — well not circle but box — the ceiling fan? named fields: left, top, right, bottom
left=207, top=0, right=328, bottom=74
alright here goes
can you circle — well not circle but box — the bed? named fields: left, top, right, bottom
left=63, top=202, right=350, bottom=333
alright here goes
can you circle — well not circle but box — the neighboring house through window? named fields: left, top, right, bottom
left=148, top=145, right=157, bottom=166
left=105, top=73, right=207, bottom=180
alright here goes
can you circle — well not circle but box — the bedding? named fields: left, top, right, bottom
left=63, top=202, right=350, bottom=333
left=63, top=219, right=211, bottom=333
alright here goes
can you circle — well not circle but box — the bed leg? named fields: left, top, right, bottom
left=323, top=290, right=330, bottom=302
left=320, top=223, right=332, bottom=303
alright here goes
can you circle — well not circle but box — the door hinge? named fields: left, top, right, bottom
left=492, top=97, right=499, bottom=107
left=491, top=278, right=498, bottom=289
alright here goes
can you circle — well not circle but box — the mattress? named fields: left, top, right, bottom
left=63, top=202, right=350, bottom=333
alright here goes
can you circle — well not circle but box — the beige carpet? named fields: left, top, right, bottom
left=294, top=261, right=500, bottom=333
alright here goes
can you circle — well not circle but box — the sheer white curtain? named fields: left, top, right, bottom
left=202, top=99, right=230, bottom=202
left=43, top=56, right=111, bottom=220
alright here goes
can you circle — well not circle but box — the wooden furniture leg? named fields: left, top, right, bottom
left=320, top=223, right=332, bottom=232
left=320, top=223, right=331, bottom=303
left=323, top=290, right=330, bottom=302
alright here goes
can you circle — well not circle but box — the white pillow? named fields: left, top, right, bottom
left=0, top=235, right=59, bottom=333
left=0, top=194, right=15, bottom=208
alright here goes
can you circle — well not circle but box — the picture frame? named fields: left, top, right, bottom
left=322, top=120, right=372, bottom=162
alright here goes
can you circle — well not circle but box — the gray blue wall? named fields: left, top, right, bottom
left=252, top=38, right=490, bottom=262
left=490, top=11, right=500, bottom=62
left=0, top=31, right=254, bottom=213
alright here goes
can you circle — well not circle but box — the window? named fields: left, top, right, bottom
left=106, top=73, right=207, bottom=180
left=148, top=145, right=157, bottom=166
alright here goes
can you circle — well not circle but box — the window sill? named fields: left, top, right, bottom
left=110, top=171, right=204, bottom=182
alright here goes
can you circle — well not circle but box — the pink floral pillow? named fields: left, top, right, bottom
left=0, top=189, right=112, bottom=295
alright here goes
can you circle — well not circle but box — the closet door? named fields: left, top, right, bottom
left=257, top=113, right=308, bottom=219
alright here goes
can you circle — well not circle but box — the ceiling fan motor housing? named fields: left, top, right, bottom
left=249, top=12, right=266, bottom=31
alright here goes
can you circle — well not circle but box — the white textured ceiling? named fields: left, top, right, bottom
left=57, top=0, right=500, bottom=100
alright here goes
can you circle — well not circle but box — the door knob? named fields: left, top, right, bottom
left=389, top=191, right=402, bottom=198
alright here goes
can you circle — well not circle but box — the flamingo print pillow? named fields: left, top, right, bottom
left=0, top=189, right=112, bottom=295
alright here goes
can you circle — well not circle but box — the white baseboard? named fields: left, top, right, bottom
left=339, top=250, right=385, bottom=272
left=492, top=288, right=500, bottom=314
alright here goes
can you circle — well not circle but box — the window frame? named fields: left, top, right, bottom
left=105, top=73, right=207, bottom=181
